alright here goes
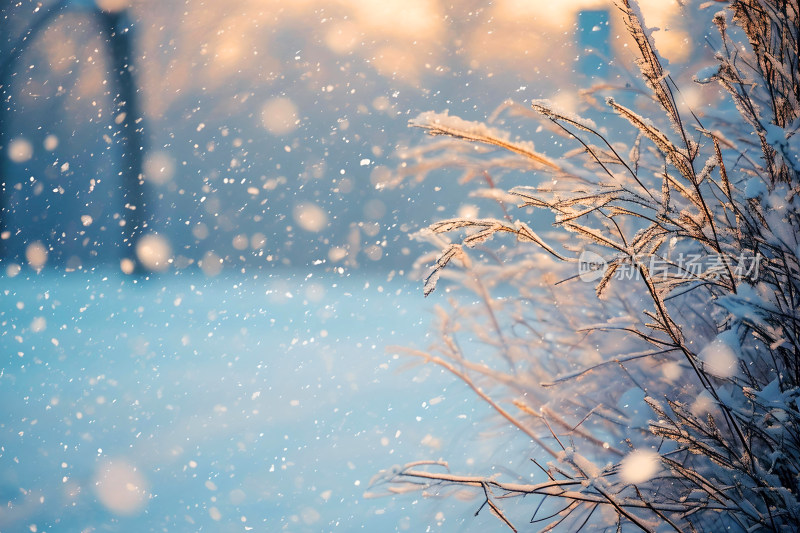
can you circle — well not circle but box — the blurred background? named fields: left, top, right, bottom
left=0, top=1, right=717, bottom=531
left=0, top=0, right=709, bottom=274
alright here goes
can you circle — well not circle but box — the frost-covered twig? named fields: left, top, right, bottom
left=380, top=0, right=800, bottom=530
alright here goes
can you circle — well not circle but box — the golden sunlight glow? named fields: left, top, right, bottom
left=462, top=0, right=686, bottom=85
left=75, top=0, right=687, bottom=116
left=324, top=20, right=361, bottom=55
left=494, top=0, right=609, bottom=29
left=372, top=45, right=426, bottom=82
left=638, top=0, right=690, bottom=62
left=94, top=0, right=130, bottom=13
left=261, top=97, right=300, bottom=136
left=343, top=0, right=442, bottom=41
left=210, top=35, right=244, bottom=70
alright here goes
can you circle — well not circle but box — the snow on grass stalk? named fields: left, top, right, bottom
left=377, top=0, right=800, bottom=531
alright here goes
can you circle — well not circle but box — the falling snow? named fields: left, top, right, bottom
left=2, top=1, right=796, bottom=532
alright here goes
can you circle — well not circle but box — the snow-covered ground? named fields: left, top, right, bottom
left=1, top=269, right=506, bottom=532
